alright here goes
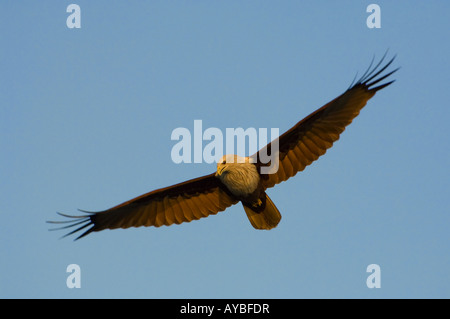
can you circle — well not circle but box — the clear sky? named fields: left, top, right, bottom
left=1, top=1, right=449, bottom=298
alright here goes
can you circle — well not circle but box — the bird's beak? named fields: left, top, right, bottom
left=216, top=164, right=225, bottom=177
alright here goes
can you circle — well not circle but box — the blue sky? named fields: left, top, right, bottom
left=1, top=1, right=449, bottom=298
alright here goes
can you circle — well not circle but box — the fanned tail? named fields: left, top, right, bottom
left=243, top=194, right=281, bottom=230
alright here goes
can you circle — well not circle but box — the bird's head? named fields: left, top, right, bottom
left=216, top=154, right=253, bottom=176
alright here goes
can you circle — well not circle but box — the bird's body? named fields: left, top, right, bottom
left=215, top=154, right=281, bottom=229
left=49, top=53, right=398, bottom=240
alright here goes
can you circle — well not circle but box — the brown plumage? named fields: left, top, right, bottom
left=48, top=54, right=398, bottom=240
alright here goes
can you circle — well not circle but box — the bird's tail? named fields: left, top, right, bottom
left=243, top=194, right=281, bottom=230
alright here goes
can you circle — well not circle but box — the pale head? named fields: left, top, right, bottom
left=216, top=155, right=252, bottom=176
left=215, top=154, right=260, bottom=196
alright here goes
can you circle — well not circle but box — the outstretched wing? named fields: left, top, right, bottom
left=253, top=54, right=399, bottom=189
left=48, top=173, right=238, bottom=240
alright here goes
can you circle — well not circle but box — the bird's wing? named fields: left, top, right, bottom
left=252, top=54, right=399, bottom=189
left=48, top=173, right=238, bottom=239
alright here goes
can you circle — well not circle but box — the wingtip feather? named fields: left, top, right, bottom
left=47, top=211, right=95, bottom=240
left=349, top=52, right=399, bottom=92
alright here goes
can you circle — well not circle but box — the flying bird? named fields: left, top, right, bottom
left=49, top=54, right=398, bottom=240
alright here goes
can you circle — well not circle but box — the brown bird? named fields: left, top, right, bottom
left=48, top=54, right=398, bottom=240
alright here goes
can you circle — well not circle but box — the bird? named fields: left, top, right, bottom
left=48, top=53, right=398, bottom=240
